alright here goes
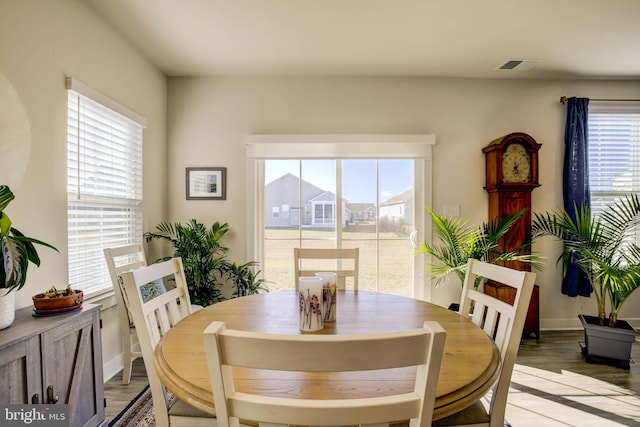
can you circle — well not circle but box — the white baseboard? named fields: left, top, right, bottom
left=103, top=354, right=124, bottom=383
left=102, top=343, right=142, bottom=383
left=541, top=317, right=640, bottom=331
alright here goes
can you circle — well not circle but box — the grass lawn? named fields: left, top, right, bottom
left=262, top=227, right=415, bottom=297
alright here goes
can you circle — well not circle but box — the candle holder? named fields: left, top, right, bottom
left=315, top=272, right=337, bottom=322
left=298, top=276, right=324, bottom=332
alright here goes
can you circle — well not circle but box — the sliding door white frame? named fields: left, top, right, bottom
left=246, top=134, right=435, bottom=299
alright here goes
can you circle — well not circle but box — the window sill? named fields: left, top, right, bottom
left=86, top=291, right=118, bottom=311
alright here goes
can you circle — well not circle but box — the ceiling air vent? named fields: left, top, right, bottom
left=496, top=59, right=541, bottom=71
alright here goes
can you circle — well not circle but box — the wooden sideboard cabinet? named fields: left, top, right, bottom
left=0, top=303, right=106, bottom=427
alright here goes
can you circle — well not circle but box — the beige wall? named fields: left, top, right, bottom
left=0, top=0, right=167, bottom=379
left=167, top=76, right=640, bottom=329
left=2, top=0, right=640, bottom=382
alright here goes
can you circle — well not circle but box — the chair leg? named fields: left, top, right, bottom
left=121, top=358, right=133, bottom=385
left=121, top=334, right=133, bottom=384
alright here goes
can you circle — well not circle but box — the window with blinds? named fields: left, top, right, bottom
left=67, top=81, right=144, bottom=297
left=588, top=102, right=640, bottom=218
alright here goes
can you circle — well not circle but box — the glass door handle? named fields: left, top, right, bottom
left=410, top=230, right=418, bottom=248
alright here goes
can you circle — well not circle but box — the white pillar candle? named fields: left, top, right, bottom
left=315, top=272, right=338, bottom=322
left=298, top=276, right=324, bottom=332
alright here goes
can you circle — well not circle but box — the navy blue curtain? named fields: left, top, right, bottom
left=562, top=97, right=592, bottom=297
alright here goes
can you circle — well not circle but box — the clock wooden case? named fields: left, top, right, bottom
left=483, top=132, right=541, bottom=339
left=482, top=132, right=541, bottom=270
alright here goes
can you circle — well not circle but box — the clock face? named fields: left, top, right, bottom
left=502, top=143, right=531, bottom=183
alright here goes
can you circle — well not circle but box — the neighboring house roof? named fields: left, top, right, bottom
left=380, top=189, right=413, bottom=206
left=266, top=173, right=325, bottom=202
left=266, top=172, right=321, bottom=191
left=309, top=190, right=338, bottom=202
left=346, top=202, right=376, bottom=213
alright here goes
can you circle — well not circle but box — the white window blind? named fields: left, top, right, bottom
left=67, top=81, right=144, bottom=297
left=589, top=102, right=640, bottom=217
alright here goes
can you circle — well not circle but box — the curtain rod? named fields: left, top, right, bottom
left=560, top=96, right=640, bottom=104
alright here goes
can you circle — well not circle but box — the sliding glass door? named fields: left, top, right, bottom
left=246, top=134, right=434, bottom=299
left=263, top=159, right=415, bottom=296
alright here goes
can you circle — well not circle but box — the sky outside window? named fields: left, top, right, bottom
left=265, top=159, right=412, bottom=203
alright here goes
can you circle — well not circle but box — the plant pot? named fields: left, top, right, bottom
left=448, top=302, right=460, bottom=312
left=0, top=289, right=16, bottom=330
left=32, top=289, right=83, bottom=315
left=579, top=314, right=639, bottom=369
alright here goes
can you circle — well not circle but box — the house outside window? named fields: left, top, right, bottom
left=246, top=134, right=434, bottom=299
left=312, top=199, right=336, bottom=226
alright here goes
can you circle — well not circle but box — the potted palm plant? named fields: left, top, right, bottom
left=531, top=194, right=640, bottom=367
left=145, top=219, right=268, bottom=306
left=0, top=185, right=58, bottom=329
left=223, top=261, right=270, bottom=298
left=418, top=207, right=542, bottom=309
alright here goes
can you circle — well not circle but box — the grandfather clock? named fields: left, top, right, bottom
left=482, top=132, right=542, bottom=338
left=482, top=132, right=541, bottom=270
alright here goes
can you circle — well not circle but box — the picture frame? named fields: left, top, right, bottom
left=186, top=167, right=226, bottom=200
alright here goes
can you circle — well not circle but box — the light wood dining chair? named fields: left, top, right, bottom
left=104, top=243, right=147, bottom=385
left=433, top=259, right=536, bottom=427
left=293, top=247, right=359, bottom=290
left=105, top=244, right=204, bottom=384
left=204, top=320, right=446, bottom=427
left=121, top=258, right=215, bottom=427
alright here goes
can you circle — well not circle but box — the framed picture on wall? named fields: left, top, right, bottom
left=186, top=167, right=226, bottom=200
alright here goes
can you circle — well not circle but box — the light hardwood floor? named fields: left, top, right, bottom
left=507, top=331, right=639, bottom=426
left=103, top=356, right=151, bottom=422
left=104, top=330, right=640, bottom=426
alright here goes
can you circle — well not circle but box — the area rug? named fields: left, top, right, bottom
left=109, top=385, right=175, bottom=427
left=110, top=386, right=510, bottom=427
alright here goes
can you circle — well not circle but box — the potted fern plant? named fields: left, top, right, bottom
left=531, top=194, right=640, bottom=367
left=0, top=185, right=58, bottom=329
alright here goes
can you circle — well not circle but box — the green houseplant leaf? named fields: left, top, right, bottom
left=531, top=194, right=640, bottom=326
left=145, top=219, right=267, bottom=306
left=223, top=260, right=270, bottom=298
left=419, top=207, right=543, bottom=288
left=0, top=185, right=58, bottom=292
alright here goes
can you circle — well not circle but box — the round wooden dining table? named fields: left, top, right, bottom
left=154, top=290, right=500, bottom=423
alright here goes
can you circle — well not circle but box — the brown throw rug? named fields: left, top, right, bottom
left=109, top=386, right=175, bottom=427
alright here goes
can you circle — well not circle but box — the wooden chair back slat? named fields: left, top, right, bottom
left=449, top=259, right=536, bottom=427
left=122, top=258, right=210, bottom=427
left=103, top=243, right=147, bottom=384
left=204, top=320, right=446, bottom=427
left=294, top=248, right=359, bottom=290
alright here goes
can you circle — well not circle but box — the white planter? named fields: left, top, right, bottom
left=0, top=288, right=16, bottom=330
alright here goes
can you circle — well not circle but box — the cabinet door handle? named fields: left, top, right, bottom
left=47, top=386, right=59, bottom=404
left=31, top=394, right=40, bottom=404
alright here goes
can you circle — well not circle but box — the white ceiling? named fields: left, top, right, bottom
left=88, top=0, right=640, bottom=79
